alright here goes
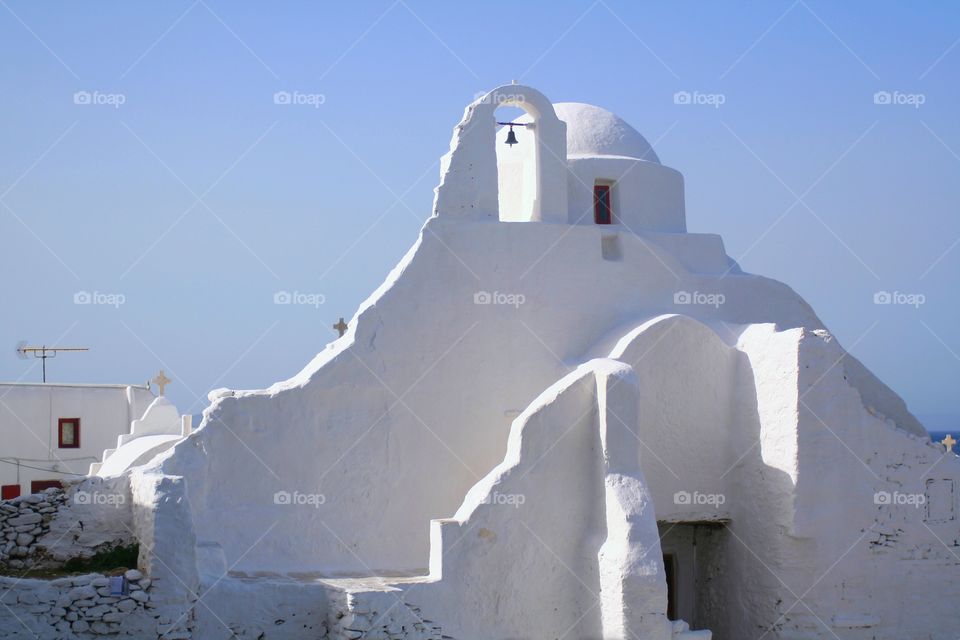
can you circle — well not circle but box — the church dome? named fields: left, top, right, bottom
left=553, top=102, right=660, bottom=163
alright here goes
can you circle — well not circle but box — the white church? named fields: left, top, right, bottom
left=1, top=84, right=958, bottom=640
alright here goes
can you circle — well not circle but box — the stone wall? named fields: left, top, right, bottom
left=0, top=480, right=134, bottom=573
left=325, top=590, right=444, bottom=640
left=0, top=488, right=65, bottom=571
left=0, top=570, right=174, bottom=638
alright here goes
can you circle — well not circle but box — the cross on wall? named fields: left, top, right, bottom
left=152, top=370, right=172, bottom=396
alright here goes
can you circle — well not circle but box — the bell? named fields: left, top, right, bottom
left=504, top=125, right=519, bottom=146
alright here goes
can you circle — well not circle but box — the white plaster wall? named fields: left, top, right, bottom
left=150, top=217, right=839, bottom=577
left=606, top=315, right=738, bottom=523
left=567, top=157, right=686, bottom=231
left=417, top=360, right=669, bottom=640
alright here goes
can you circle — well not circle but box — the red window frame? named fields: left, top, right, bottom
left=1, top=484, right=20, bottom=500
left=58, top=417, right=80, bottom=448
left=594, top=184, right=612, bottom=225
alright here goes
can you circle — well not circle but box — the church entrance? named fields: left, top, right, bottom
left=658, top=521, right=728, bottom=633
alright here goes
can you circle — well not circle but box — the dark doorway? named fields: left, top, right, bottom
left=663, top=552, right=678, bottom=620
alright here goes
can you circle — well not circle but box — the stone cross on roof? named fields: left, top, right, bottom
left=152, top=370, right=172, bottom=396
left=334, top=317, right=348, bottom=337
left=942, top=434, right=956, bottom=453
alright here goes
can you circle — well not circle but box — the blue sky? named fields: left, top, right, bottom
left=1, top=1, right=958, bottom=428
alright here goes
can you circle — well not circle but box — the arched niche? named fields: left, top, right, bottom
left=433, top=84, right=568, bottom=223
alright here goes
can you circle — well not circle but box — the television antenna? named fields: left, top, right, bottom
left=16, top=341, right=89, bottom=382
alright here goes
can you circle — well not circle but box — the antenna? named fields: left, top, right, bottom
left=16, top=342, right=89, bottom=382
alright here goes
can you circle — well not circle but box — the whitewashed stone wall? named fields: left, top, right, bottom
left=325, top=590, right=444, bottom=640
left=0, top=571, right=165, bottom=638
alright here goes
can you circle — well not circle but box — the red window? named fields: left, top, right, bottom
left=1, top=484, right=20, bottom=500
left=31, top=480, right=61, bottom=493
left=594, top=185, right=612, bottom=224
left=58, top=418, right=80, bottom=448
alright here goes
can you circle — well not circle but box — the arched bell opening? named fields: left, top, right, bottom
left=494, top=104, right=538, bottom=222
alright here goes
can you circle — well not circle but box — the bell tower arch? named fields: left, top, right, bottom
left=433, top=84, right=568, bottom=223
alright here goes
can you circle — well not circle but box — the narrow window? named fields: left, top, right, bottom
left=58, top=418, right=80, bottom=448
left=594, top=184, right=612, bottom=224
left=1, top=484, right=20, bottom=500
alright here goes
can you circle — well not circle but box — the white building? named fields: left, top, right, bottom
left=2, top=84, right=957, bottom=640
left=0, top=383, right=154, bottom=498
left=0, top=378, right=190, bottom=499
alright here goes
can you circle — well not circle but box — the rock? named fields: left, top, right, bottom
left=97, top=586, right=112, bottom=597
left=102, top=612, right=122, bottom=623
left=138, top=578, right=151, bottom=590
left=91, top=577, right=110, bottom=587
left=68, top=585, right=97, bottom=602
left=89, top=620, right=112, bottom=634
left=84, top=604, right=112, bottom=619
left=7, top=513, right=41, bottom=527
left=116, top=599, right=137, bottom=613
left=56, top=620, right=71, bottom=634
left=16, top=592, right=38, bottom=605
left=15, top=533, right=33, bottom=546
left=24, top=494, right=43, bottom=504
left=66, top=612, right=78, bottom=621
left=72, top=619, right=90, bottom=632
left=124, top=569, right=143, bottom=582
left=129, top=590, right=149, bottom=603
left=51, top=607, right=67, bottom=617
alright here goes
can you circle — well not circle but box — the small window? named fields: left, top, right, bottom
left=1, top=484, right=20, bottom=500
left=58, top=418, right=80, bottom=448
left=594, top=184, right=612, bottom=224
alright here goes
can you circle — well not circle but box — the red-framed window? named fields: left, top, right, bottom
left=1, top=484, right=20, bottom=500
left=594, top=184, right=612, bottom=224
left=58, top=418, right=80, bottom=448
left=31, top=480, right=61, bottom=493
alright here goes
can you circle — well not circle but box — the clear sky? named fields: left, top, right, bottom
left=1, top=1, right=958, bottom=429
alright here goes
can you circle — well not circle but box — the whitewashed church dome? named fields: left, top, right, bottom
left=553, top=102, right=661, bottom=163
